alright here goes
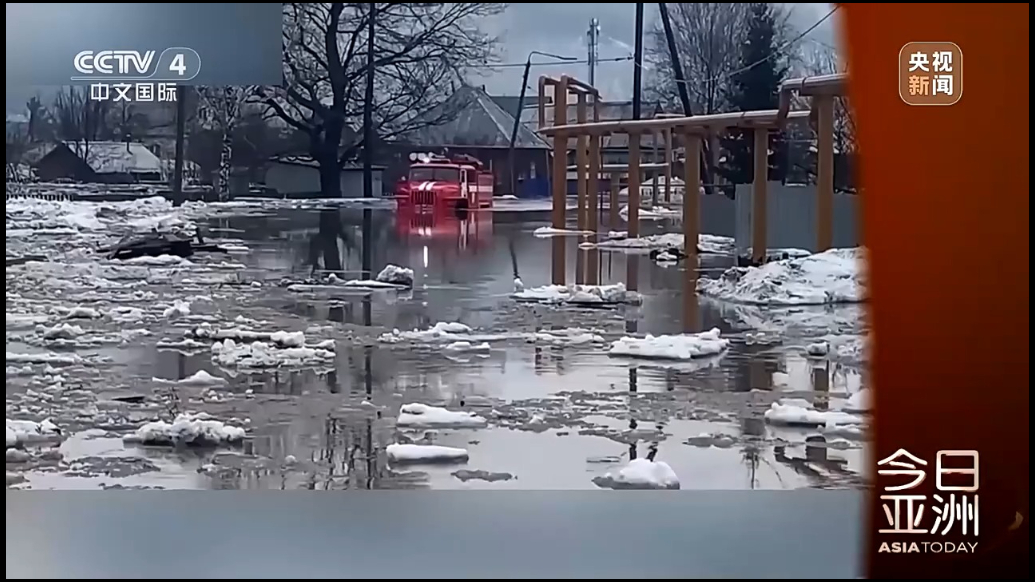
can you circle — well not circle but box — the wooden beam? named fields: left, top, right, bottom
left=575, top=93, right=588, bottom=284
left=816, top=94, right=835, bottom=252
left=752, top=128, right=770, bottom=265
left=627, top=133, right=641, bottom=238
left=550, top=76, right=569, bottom=285
left=682, top=132, right=702, bottom=257
left=540, top=109, right=812, bottom=137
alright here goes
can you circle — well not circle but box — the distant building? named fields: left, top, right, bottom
left=396, top=85, right=551, bottom=198
left=264, top=155, right=385, bottom=198
left=32, top=141, right=163, bottom=183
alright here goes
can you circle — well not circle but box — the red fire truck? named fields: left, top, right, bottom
left=394, top=152, right=495, bottom=212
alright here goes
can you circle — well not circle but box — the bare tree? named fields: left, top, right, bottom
left=52, top=86, right=114, bottom=158
left=261, top=3, right=505, bottom=197
left=197, top=86, right=257, bottom=200
left=799, top=42, right=855, bottom=156
left=644, top=3, right=750, bottom=115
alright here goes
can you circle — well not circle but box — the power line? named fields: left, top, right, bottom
left=471, top=56, right=633, bottom=70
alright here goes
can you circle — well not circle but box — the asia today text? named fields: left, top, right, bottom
left=877, top=449, right=980, bottom=555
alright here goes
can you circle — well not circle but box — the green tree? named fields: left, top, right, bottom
left=719, top=3, right=790, bottom=185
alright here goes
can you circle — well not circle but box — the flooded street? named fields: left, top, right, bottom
left=7, top=197, right=870, bottom=491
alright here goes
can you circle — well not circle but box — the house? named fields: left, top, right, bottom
left=396, top=85, right=551, bottom=197
left=32, top=141, right=163, bottom=183
left=503, top=97, right=665, bottom=195
left=264, top=155, right=385, bottom=198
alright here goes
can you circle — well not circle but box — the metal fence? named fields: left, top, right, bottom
left=693, top=182, right=860, bottom=252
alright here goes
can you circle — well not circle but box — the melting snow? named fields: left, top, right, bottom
left=211, top=339, right=335, bottom=368
left=386, top=443, right=470, bottom=464
left=844, top=388, right=871, bottom=413
left=513, top=281, right=641, bottom=305
left=375, top=264, right=414, bottom=286
left=763, top=402, right=864, bottom=427
left=588, top=232, right=734, bottom=255
left=154, top=370, right=227, bottom=387
left=444, top=341, right=492, bottom=353
left=609, top=328, right=729, bottom=360
left=7, top=419, right=62, bottom=448
left=124, top=413, right=246, bottom=447
left=698, top=248, right=866, bottom=305
left=532, top=226, right=594, bottom=237
left=593, top=458, right=680, bottom=490
left=6, top=351, right=83, bottom=365
left=396, top=403, right=487, bottom=428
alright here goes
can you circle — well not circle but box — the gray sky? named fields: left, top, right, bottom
left=474, top=3, right=841, bottom=99
left=6, top=3, right=840, bottom=114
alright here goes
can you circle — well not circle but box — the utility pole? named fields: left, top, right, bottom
left=172, top=85, right=187, bottom=203
left=361, top=2, right=376, bottom=279
left=632, top=4, right=644, bottom=121
left=587, top=18, right=600, bottom=87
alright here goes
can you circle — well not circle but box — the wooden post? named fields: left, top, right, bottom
left=682, top=132, right=702, bottom=258
left=587, top=134, right=601, bottom=285
left=550, top=78, right=569, bottom=285
left=609, top=173, right=620, bottom=228
left=575, top=95, right=588, bottom=284
left=752, top=127, right=769, bottom=265
left=627, top=132, right=641, bottom=238
left=816, top=94, right=835, bottom=252
left=664, top=129, right=673, bottom=204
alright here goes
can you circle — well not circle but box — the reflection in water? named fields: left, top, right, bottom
left=812, top=363, right=830, bottom=411
left=37, top=206, right=868, bottom=492
left=308, top=208, right=354, bottom=274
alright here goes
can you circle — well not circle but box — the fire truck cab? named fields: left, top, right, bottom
left=395, top=152, right=494, bottom=212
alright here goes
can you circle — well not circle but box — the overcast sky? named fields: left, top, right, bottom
left=6, top=3, right=840, bottom=114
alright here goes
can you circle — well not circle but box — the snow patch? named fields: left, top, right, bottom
left=533, top=226, right=594, bottom=237
left=396, top=403, right=487, bottom=428
left=513, top=281, right=641, bottom=305
left=609, top=328, right=729, bottom=360
left=386, top=443, right=469, bottom=464
left=593, top=458, right=680, bottom=490
left=210, top=339, right=335, bottom=368
left=7, top=419, right=62, bottom=448
left=154, top=370, right=227, bottom=387
left=698, top=248, right=866, bottom=305
left=764, top=402, right=865, bottom=428
left=444, top=341, right=492, bottom=353
left=375, top=264, right=414, bottom=286
left=125, top=413, right=245, bottom=447
left=6, top=351, right=83, bottom=365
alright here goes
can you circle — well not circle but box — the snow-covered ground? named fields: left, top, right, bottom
left=698, top=248, right=867, bottom=306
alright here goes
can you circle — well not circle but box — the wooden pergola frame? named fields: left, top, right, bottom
left=536, top=72, right=850, bottom=287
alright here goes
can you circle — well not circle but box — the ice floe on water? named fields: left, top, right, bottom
left=211, top=338, right=336, bottom=369
left=6, top=351, right=84, bottom=365
left=532, top=226, right=594, bottom=237
left=512, top=279, right=642, bottom=306
left=608, top=328, right=729, bottom=361
left=153, top=370, right=227, bottom=387
left=764, top=400, right=867, bottom=440
left=443, top=340, right=492, bottom=353
left=7, top=419, right=62, bottom=448
left=592, top=458, right=681, bottom=490
left=698, top=248, right=866, bottom=306
left=386, top=443, right=470, bottom=464
left=123, top=413, right=246, bottom=448
left=618, top=205, right=682, bottom=222
left=587, top=232, right=735, bottom=255
left=396, top=403, right=488, bottom=428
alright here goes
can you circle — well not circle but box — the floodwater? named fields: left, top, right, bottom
left=6, top=199, right=869, bottom=490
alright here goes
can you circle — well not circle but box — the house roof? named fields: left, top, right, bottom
left=48, top=141, right=163, bottom=174
left=405, top=85, right=549, bottom=150
left=519, top=99, right=665, bottom=149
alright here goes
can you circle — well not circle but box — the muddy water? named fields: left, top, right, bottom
left=7, top=203, right=868, bottom=490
